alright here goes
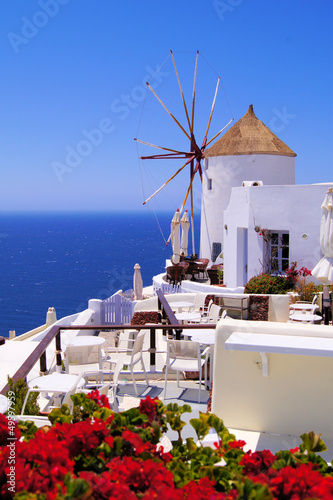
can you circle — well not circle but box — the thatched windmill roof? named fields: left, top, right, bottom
left=205, top=104, right=296, bottom=157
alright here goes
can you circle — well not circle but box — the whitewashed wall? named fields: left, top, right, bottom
left=223, top=183, right=332, bottom=288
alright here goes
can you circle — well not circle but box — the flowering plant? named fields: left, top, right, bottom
left=285, top=261, right=312, bottom=283
left=0, top=390, right=332, bottom=499
left=285, top=262, right=314, bottom=301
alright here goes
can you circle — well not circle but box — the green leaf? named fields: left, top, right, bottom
left=190, top=413, right=211, bottom=440
left=48, top=404, right=73, bottom=424
left=300, top=431, right=327, bottom=453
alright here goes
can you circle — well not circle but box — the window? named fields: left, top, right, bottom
left=266, top=231, right=289, bottom=274
left=207, top=178, right=212, bottom=190
left=211, top=242, right=222, bottom=262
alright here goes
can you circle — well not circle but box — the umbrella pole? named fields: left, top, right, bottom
left=323, top=285, right=330, bottom=325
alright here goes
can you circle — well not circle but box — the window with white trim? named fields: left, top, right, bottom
left=267, top=231, right=289, bottom=274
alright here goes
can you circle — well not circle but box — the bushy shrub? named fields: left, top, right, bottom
left=244, top=273, right=294, bottom=295
left=1, top=391, right=332, bottom=499
left=294, top=281, right=319, bottom=303
left=5, top=377, right=40, bottom=416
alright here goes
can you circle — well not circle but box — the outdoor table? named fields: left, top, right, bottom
left=289, top=313, right=322, bottom=324
left=185, top=329, right=216, bottom=388
left=168, top=301, right=194, bottom=313
left=62, top=335, right=106, bottom=347
left=28, top=373, right=85, bottom=393
left=289, top=303, right=318, bottom=313
left=175, top=312, right=201, bottom=323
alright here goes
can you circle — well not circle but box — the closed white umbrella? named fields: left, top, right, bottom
left=312, top=187, right=333, bottom=285
left=133, top=263, right=143, bottom=300
left=171, top=208, right=181, bottom=264
left=311, top=187, right=333, bottom=325
left=180, top=209, right=190, bottom=257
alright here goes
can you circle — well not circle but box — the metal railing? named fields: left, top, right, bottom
left=0, top=290, right=215, bottom=395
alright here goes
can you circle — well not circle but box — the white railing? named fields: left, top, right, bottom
left=156, top=281, right=182, bottom=295
left=102, top=293, right=134, bottom=325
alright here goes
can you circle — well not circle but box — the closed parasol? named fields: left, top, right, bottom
left=312, top=187, right=333, bottom=284
left=171, top=209, right=181, bottom=264
left=180, top=209, right=190, bottom=257
left=311, top=187, right=333, bottom=324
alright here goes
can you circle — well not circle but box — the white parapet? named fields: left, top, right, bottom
left=212, top=318, right=333, bottom=443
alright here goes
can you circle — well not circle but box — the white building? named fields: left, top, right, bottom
left=200, top=104, right=332, bottom=288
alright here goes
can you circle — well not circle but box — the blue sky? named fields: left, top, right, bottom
left=1, top=0, right=332, bottom=213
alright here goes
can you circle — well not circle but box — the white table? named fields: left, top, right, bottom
left=28, top=373, right=85, bottom=392
left=186, top=329, right=216, bottom=387
left=63, top=335, right=106, bottom=370
left=175, top=312, right=201, bottom=323
left=169, top=301, right=194, bottom=312
left=26, top=373, right=85, bottom=413
left=185, top=329, right=215, bottom=345
left=290, top=303, right=318, bottom=313
left=62, top=336, right=106, bottom=347
left=289, top=313, right=322, bottom=324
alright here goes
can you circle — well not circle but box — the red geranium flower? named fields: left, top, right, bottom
left=139, top=395, right=160, bottom=423
left=106, top=455, right=174, bottom=494
left=240, top=449, right=276, bottom=475
left=270, top=462, right=327, bottom=499
left=0, top=414, right=21, bottom=446
left=86, top=389, right=111, bottom=409
left=228, top=439, right=246, bottom=449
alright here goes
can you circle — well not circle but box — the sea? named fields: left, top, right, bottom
left=0, top=211, right=200, bottom=337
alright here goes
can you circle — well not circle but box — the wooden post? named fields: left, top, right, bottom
left=150, top=327, right=156, bottom=372
left=55, top=331, right=62, bottom=372
left=323, top=285, right=330, bottom=326
left=39, top=351, right=47, bottom=375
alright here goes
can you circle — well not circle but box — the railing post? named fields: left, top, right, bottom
left=39, top=351, right=47, bottom=375
left=149, top=327, right=156, bottom=372
left=55, top=331, right=62, bottom=372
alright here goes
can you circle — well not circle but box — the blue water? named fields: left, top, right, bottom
left=0, top=212, right=200, bottom=336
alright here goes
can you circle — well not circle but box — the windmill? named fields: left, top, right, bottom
left=135, top=50, right=233, bottom=257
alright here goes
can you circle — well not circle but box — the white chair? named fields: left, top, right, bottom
left=79, top=360, right=123, bottom=411
left=164, top=339, right=210, bottom=403
left=104, top=330, right=148, bottom=396
left=291, top=294, right=318, bottom=313
left=201, top=303, right=221, bottom=323
left=190, top=293, right=207, bottom=314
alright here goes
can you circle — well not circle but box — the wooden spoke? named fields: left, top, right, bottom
left=134, top=138, right=187, bottom=155
left=205, top=118, right=234, bottom=147
left=140, top=152, right=193, bottom=160
left=180, top=171, right=196, bottom=213
left=146, top=82, right=191, bottom=141
left=191, top=50, right=199, bottom=132
left=143, top=156, right=195, bottom=205
left=204, top=76, right=220, bottom=140
left=170, top=50, right=192, bottom=134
